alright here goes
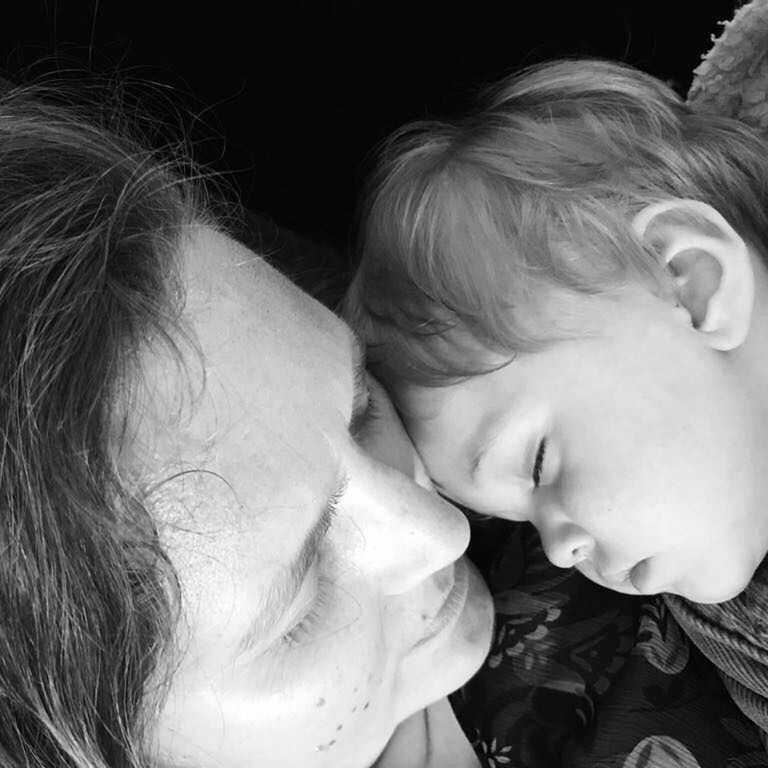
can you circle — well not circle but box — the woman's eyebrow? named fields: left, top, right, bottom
left=347, top=330, right=371, bottom=435
left=238, top=472, right=346, bottom=653
left=349, top=329, right=366, bottom=386
left=239, top=329, right=365, bottom=652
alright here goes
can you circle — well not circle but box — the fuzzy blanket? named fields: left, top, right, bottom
left=688, top=0, right=768, bottom=130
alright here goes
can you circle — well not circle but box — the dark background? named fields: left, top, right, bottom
left=1, top=1, right=738, bottom=253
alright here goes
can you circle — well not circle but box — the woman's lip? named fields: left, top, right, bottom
left=411, top=559, right=469, bottom=650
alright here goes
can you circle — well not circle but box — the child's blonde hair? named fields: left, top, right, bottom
left=343, top=58, right=768, bottom=388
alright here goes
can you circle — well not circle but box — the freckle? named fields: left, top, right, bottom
left=363, top=701, right=370, bottom=710
left=316, top=697, right=325, bottom=707
left=315, top=739, right=337, bottom=752
left=353, top=685, right=358, bottom=693
left=351, top=706, right=357, bottom=713
left=336, top=723, right=343, bottom=731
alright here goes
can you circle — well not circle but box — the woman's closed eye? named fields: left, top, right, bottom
left=276, top=478, right=347, bottom=651
left=277, top=373, right=385, bottom=652
left=279, top=570, right=334, bottom=647
left=349, top=373, right=382, bottom=443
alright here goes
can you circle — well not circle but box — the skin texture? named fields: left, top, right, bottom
left=394, top=201, right=768, bottom=605
left=132, top=227, right=493, bottom=768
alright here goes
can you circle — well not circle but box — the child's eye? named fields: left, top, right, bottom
left=532, top=438, right=547, bottom=488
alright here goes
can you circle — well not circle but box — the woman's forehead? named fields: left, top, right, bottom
left=130, top=227, right=354, bottom=600
left=125, top=224, right=356, bottom=478
left=183, top=225, right=343, bottom=343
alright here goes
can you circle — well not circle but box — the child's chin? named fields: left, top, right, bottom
left=674, top=579, right=752, bottom=604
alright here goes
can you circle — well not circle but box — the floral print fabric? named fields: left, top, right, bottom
left=450, top=519, right=768, bottom=767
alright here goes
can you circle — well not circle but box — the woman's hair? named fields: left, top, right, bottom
left=343, top=58, right=768, bottom=388
left=0, top=80, right=206, bottom=767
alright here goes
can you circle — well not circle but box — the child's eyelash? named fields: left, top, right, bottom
left=532, top=438, right=547, bottom=488
left=280, top=575, right=334, bottom=648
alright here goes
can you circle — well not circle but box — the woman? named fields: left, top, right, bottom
left=0, top=84, right=493, bottom=767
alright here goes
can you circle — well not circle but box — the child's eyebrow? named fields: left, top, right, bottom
left=467, top=412, right=514, bottom=481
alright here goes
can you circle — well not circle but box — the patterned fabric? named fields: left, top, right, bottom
left=665, top=566, right=768, bottom=748
left=450, top=519, right=768, bottom=767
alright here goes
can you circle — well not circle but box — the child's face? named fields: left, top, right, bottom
left=395, top=286, right=768, bottom=604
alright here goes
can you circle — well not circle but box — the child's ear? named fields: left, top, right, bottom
left=631, top=199, right=755, bottom=351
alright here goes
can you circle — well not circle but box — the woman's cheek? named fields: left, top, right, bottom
left=261, top=585, right=393, bottom=697
left=308, top=676, right=390, bottom=757
left=270, top=627, right=398, bottom=764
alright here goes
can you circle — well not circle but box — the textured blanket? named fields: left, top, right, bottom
left=688, top=0, right=768, bottom=131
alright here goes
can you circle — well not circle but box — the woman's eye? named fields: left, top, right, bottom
left=350, top=376, right=381, bottom=442
left=532, top=438, right=547, bottom=488
left=279, top=575, right=332, bottom=648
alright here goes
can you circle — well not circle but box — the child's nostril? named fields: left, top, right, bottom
left=571, top=545, right=589, bottom=563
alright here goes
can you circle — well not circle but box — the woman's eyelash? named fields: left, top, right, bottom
left=362, top=387, right=380, bottom=424
left=280, top=575, right=334, bottom=648
left=350, top=382, right=381, bottom=441
left=532, top=438, right=547, bottom=488
left=278, top=479, right=346, bottom=650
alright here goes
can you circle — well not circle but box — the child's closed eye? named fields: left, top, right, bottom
left=532, top=438, right=547, bottom=488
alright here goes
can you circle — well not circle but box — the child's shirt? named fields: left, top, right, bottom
left=665, top=562, right=768, bottom=746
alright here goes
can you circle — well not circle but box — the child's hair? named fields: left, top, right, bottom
left=342, top=58, right=768, bottom=389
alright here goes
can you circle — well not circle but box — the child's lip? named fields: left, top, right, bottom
left=627, top=559, right=658, bottom=592
left=602, top=559, right=659, bottom=593
left=598, top=568, right=632, bottom=585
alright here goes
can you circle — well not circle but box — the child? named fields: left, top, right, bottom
left=342, top=57, right=768, bottom=739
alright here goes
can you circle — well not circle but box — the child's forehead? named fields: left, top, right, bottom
left=392, top=286, right=656, bottom=401
left=524, top=283, right=627, bottom=331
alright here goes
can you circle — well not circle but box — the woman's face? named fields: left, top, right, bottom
left=133, top=227, right=493, bottom=768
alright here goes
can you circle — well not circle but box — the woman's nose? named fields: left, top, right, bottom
left=341, top=444, right=470, bottom=595
left=537, top=519, right=595, bottom=569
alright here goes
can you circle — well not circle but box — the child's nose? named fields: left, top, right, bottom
left=538, top=520, right=595, bottom=569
